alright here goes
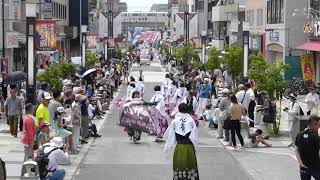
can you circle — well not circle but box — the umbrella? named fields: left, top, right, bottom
left=6, top=71, right=27, bottom=85
left=81, top=68, right=96, bottom=79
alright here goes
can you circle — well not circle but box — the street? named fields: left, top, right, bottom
left=74, top=63, right=252, bottom=180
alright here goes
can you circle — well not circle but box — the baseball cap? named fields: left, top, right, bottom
left=43, top=92, right=52, bottom=100
left=57, top=107, right=65, bottom=113
left=40, top=122, right=51, bottom=129
left=222, top=88, right=229, bottom=94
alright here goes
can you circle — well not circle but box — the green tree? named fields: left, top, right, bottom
left=205, top=47, right=221, bottom=73
left=37, top=64, right=63, bottom=91
left=86, top=51, right=99, bottom=69
left=222, top=46, right=243, bottom=83
left=248, top=53, right=290, bottom=136
left=59, top=60, right=75, bottom=79
left=36, top=61, right=76, bottom=91
left=248, top=53, right=289, bottom=100
left=114, top=47, right=123, bottom=59
left=173, top=45, right=200, bottom=70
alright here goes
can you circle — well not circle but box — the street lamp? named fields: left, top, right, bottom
left=243, top=22, right=249, bottom=77
left=26, top=3, right=37, bottom=104
left=104, top=32, right=108, bottom=61
left=81, top=25, right=87, bottom=67
left=184, top=4, right=189, bottom=45
left=201, top=31, right=207, bottom=65
left=107, top=3, right=114, bottom=60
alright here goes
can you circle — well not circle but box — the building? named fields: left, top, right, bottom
left=245, top=0, right=266, bottom=55
left=293, top=0, right=320, bottom=82
left=150, top=4, right=169, bottom=12
left=118, top=2, right=128, bottom=12
left=265, top=0, right=305, bottom=64
left=211, top=0, right=246, bottom=50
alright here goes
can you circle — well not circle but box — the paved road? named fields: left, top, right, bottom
left=74, top=63, right=252, bottom=180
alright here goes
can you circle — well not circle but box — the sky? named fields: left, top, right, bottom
left=120, top=0, right=168, bottom=12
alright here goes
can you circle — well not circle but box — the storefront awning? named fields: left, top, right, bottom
left=296, top=41, right=320, bottom=52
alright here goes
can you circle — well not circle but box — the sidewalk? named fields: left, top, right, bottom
left=0, top=87, right=122, bottom=180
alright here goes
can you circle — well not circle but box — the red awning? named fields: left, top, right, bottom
left=296, top=41, right=320, bottom=52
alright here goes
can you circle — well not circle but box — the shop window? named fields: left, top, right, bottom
left=267, top=0, right=284, bottom=24
left=198, top=0, right=204, bottom=11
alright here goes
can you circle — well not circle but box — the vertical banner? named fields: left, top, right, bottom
left=301, top=54, right=316, bottom=82
left=1, top=57, right=8, bottom=75
left=35, top=20, right=57, bottom=51
left=86, top=34, right=97, bottom=49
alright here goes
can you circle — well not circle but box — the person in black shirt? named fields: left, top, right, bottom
left=295, top=116, right=320, bottom=180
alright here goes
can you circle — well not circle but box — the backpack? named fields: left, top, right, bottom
left=0, top=158, right=6, bottom=180
left=35, top=147, right=58, bottom=178
left=262, top=100, right=277, bottom=123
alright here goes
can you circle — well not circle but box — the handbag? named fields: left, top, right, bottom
left=262, top=113, right=275, bottom=123
left=219, top=108, right=229, bottom=121
left=223, top=118, right=232, bottom=130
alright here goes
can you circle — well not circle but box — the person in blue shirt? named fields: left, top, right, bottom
left=198, top=78, right=212, bottom=120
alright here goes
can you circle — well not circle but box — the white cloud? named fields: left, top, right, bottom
left=120, top=0, right=168, bottom=12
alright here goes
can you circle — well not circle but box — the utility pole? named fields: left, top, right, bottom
left=2, top=0, right=5, bottom=73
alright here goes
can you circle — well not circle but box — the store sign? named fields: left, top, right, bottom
left=269, top=32, right=279, bottom=42
left=86, top=34, right=97, bottom=49
left=5, top=32, right=19, bottom=48
left=35, top=20, right=57, bottom=51
left=41, top=0, right=52, bottom=19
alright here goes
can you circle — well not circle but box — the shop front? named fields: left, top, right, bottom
left=296, top=40, right=320, bottom=83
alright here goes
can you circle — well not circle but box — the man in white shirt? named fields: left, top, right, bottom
left=235, top=84, right=251, bottom=111
left=305, top=86, right=319, bottom=115
left=43, top=137, right=69, bottom=180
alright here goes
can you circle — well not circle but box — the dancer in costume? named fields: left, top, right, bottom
left=182, top=91, right=200, bottom=127
left=170, top=83, right=188, bottom=117
left=124, top=91, right=143, bottom=144
left=150, top=85, right=169, bottom=142
left=166, top=80, right=177, bottom=110
left=164, top=103, right=199, bottom=180
left=161, top=74, right=172, bottom=95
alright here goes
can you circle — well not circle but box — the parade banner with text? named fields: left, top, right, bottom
left=300, top=54, right=316, bottom=83
left=86, top=34, right=97, bottom=49
left=35, top=20, right=57, bottom=51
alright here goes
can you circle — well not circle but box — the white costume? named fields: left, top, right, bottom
left=171, top=87, right=188, bottom=104
left=164, top=112, right=198, bottom=153
left=150, top=91, right=167, bottom=117
left=161, top=78, right=172, bottom=95
left=305, top=92, right=319, bottom=115
left=136, top=80, right=145, bottom=96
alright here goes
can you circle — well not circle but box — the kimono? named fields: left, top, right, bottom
left=166, top=84, right=177, bottom=109
left=123, top=98, right=145, bottom=142
left=182, top=96, right=200, bottom=127
left=170, top=87, right=188, bottom=117
left=126, top=85, right=136, bottom=101
left=162, top=78, right=172, bottom=95
left=150, top=91, right=169, bottom=138
left=136, top=81, right=145, bottom=97
left=164, top=112, right=199, bottom=180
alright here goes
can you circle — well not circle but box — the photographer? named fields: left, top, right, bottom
left=43, top=137, right=69, bottom=180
